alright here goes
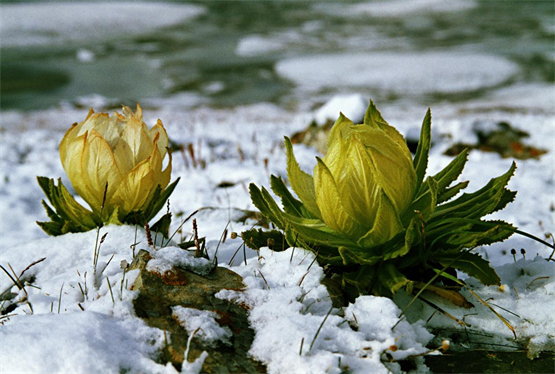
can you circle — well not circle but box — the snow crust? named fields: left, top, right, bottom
left=147, top=246, right=214, bottom=276
left=344, top=0, right=477, bottom=17
left=0, top=2, right=206, bottom=47
left=236, top=35, right=289, bottom=57
left=276, top=52, right=519, bottom=95
left=172, top=306, right=232, bottom=346
left=0, top=226, right=189, bottom=374
left=217, top=247, right=433, bottom=374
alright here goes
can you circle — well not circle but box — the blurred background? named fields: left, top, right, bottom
left=0, top=0, right=554, bottom=257
left=1, top=0, right=554, bottom=113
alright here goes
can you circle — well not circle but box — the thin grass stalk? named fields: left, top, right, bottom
left=309, top=305, right=334, bottom=352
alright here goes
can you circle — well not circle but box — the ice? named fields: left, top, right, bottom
left=0, top=2, right=206, bottom=47
left=236, top=35, right=288, bottom=57
left=76, top=49, right=95, bottom=63
left=276, top=52, right=519, bottom=95
left=345, top=0, right=477, bottom=17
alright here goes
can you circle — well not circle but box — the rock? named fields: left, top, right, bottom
left=444, top=120, right=547, bottom=160
left=129, top=249, right=266, bottom=373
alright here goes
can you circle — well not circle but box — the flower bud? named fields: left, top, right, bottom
left=59, top=104, right=171, bottom=220
left=312, top=104, right=416, bottom=246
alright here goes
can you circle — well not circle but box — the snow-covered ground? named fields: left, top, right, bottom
left=1, top=0, right=553, bottom=371
left=0, top=91, right=554, bottom=373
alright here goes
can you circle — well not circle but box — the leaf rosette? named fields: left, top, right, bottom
left=38, top=105, right=179, bottom=236
left=249, top=100, right=517, bottom=299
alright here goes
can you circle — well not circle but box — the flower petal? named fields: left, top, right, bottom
left=113, top=115, right=153, bottom=175
left=284, top=137, right=321, bottom=219
left=150, top=119, right=169, bottom=158
left=336, top=136, right=380, bottom=226
left=79, top=130, right=122, bottom=214
left=358, top=189, right=404, bottom=248
left=314, top=157, right=366, bottom=239
left=354, top=129, right=416, bottom=213
left=111, top=158, right=155, bottom=215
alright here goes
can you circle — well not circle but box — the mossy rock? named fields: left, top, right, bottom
left=129, top=250, right=266, bottom=373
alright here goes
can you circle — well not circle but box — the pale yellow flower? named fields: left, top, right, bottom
left=59, top=104, right=171, bottom=220
left=312, top=112, right=416, bottom=246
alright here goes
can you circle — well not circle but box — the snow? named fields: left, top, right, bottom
left=395, top=256, right=555, bottom=359
left=314, top=94, right=368, bottom=126
left=147, top=246, right=215, bottom=276
left=1, top=90, right=554, bottom=372
left=276, top=52, right=520, bottom=95
left=0, top=312, right=167, bottom=374
left=0, top=2, right=206, bottom=47
left=172, top=306, right=232, bottom=346
left=217, top=247, right=433, bottom=374
left=0, top=226, right=181, bottom=373
left=344, top=0, right=477, bottom=17
left=236, top=35, right=288, bottom=57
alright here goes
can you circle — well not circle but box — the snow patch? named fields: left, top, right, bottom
left=217, top=247, right=432, bottom=373
left=276, top=52, right=519, bottom=95
left=1, top=2, right=206, bottom=47
left=346, top=0, right=477, bottom=17
left=146, top=246, right=214, bottom=276
left=314, top=94, right=368, bottom=125
left=172, top=306, right=232, bottom=346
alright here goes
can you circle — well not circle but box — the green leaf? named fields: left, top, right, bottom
left=474, top=220, right=515, bottom=246
left=437, top=181, right=469, bottom=204
left=249, top=183, right=285, bottom=230
left=394, top=214, right=422, bottom=263
left=342, top=265, right=378, bottom=296
left=428, top=219, right=514, bottom=251
left=425, top=148, right=468, bottom=198
left=270, top=175, right=311, bottom=218
left=260, top=186, right=288, bottom=229
left=241, top=228, right=288, bottom=251
left=432, top=251, right=500, bottom=285
left=142, top=178, right=180, bottom=224
left=36, top=177, right=99, bottom=235
left=284, top=137, right=321, bottom=219
left=339, top=246, right=383, bottom=266
left=432, top=162, right=516, bottom=221
left=411, top=177, right=438, bottom=222
left=36, top=220, right=63, bottom=236
left=284, top=213, right=355, bottom=248
left=413, top=108, right=432, bottom=194
left=283, top=226, right=343, bottom=265
left=41, top=199, right=64, bottom=224
left=378, top=262, right=410, bottom=295
left=150, top=213, right=172, bottom=238
left=492, top=188, right=517, bottom=213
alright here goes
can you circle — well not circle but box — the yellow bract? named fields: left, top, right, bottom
left=59, top=104, right=172, bottom=220
left=289, top=111, right=417, bottom=247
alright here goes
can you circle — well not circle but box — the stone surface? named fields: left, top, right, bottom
left=129, top=249, right=266, bottom=373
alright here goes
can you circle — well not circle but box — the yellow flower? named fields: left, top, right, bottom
left=285, top=102, right=417, bottom=248
left=312, top=110, right=417, bottom=246
left=59, top=104, right=172, bottom=220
